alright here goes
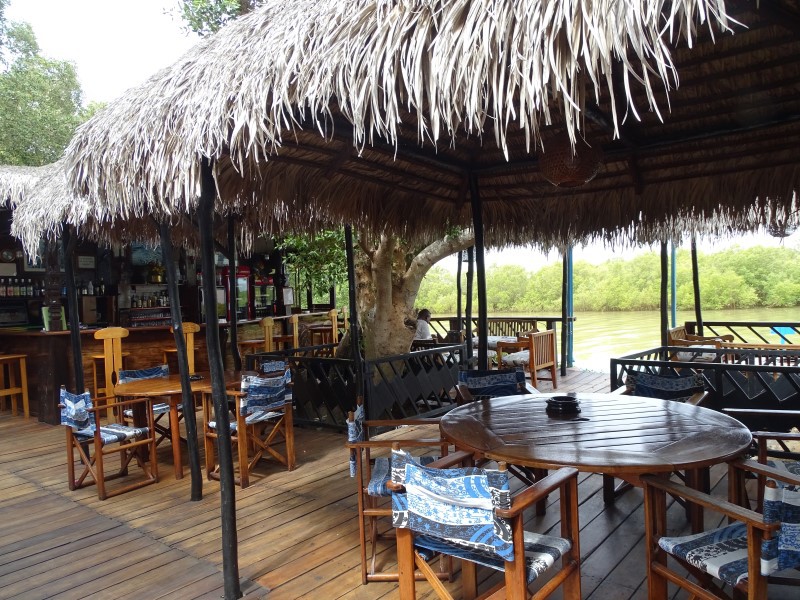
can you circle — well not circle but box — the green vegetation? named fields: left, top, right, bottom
left=0, top=0, right=86, bottom=166
left=416, top=245, right=800, bottom=314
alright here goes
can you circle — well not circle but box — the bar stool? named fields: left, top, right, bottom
left=162, top=322, right=200, bottom=374
left=0, top=354, right=29, bottom=418
left=238, top=315, right=299, bottom=357
left=92, top=327, right=129, bottom=399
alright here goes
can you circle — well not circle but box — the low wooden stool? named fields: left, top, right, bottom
left=0, top=354, right=30, bottom=418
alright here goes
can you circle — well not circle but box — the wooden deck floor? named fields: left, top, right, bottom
left=0, top=368, right=784, bottom=599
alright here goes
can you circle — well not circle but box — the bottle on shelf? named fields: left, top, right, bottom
left=87, top=280, right=94, bottom=296
left=11, top=278, right=19, bottom=297
left=0, top=279, right=5, bottom=298
left=98, top=278, right=105, bottom=296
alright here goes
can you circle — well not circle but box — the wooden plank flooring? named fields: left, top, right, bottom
left=0, top=367, right=791, bottom=599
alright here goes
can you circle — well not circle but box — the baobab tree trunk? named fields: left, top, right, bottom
left=355, top=230, right=475, bottom=360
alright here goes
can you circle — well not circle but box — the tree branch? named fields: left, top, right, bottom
left=404, top=229, right=474, bottom=292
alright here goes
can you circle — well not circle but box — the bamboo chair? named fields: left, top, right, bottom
left=60, top=386, right=158, bottom=500
left=202, top=361, right=294, bottom=488
left=162, top=321, right=200, bottom=374
left=390, top=446, right=582, bottom=600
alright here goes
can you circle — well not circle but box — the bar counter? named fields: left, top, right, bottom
left=0, top=325, right=222, bottom=424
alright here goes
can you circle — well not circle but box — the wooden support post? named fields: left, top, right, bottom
left=61, top=226, right=83, bottom=392
left=159, top=219, right=202, bottom=501
left=199, top=159, right=241, bottom=600
left=468, top=173, right=488, bottom=370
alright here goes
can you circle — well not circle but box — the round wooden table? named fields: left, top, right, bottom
left=440, top=392, right=752, bottom=519
left=115, top=371, right=244, bottom=479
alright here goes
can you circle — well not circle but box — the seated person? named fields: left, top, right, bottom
left=413, top=308, right=434, bottom=340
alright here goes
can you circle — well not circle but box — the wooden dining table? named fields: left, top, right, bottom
left=114, top=371, right=244, bottom=479
left=440, top=392, right=752, bottom=528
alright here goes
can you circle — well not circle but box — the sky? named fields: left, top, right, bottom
left=6, top=0, right=195, bottom=104
left=6, top=0, right=797, bottom=271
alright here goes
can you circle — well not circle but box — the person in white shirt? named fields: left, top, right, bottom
left=413, top=308, right=434, bottom=340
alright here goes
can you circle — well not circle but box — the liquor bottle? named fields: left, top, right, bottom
left=0, top=279, right=6, bottom=297
left=11, top=278, right=18, bottom=297
left=98, top=278, right=105, bottom=296
left=87, top=280, right=94, bottom=296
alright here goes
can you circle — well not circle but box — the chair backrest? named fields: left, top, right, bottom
left=93, top=327, right=129, bottom=394
left=60, top=387, right=94, bottom=430
left=327, top=309, right=339, bottom=344
left=239, top=368, right=292, bottom=416
left=762, top=482, right=800, bottom=574
left=118, top=364, right=169, bottom=384
left=667, top=326, right=688, bottom=344
left=169, top=322, right=200, bottom=374
left=390, top=447, right=514, bottom=561
left=458, top=368, right=526, bottom=399
left=530, top=329, right=557, bottom=370
left=625, top=371, right=705, bottom=403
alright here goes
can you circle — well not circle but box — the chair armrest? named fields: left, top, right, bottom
left=346, top=438, right=445, bottom=449
left=496, top=467, right=578, bottom=518
left=686, top=391, right=710, bottom=406
left=364, top=418, right=441, bottom=427
left=521, top=382, right=539, bottom=394
left=752, top=430, right=800, bottom=442
left=496, top=341, right=527, bottom=354
left=734, top=458, right=800, bottom=488
left=641, top=473, right=777, bottom=531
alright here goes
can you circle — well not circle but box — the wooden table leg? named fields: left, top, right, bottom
left=685, top=468, right=708, bottom=533
left=170, top=394, right=183, bottom=479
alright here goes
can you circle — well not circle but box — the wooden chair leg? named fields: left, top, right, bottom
left=18, top=356, right=29, bottom=418
left=396, top=527, right=416, bottom=600
left=238, top=427, right=250, bottom=488
left=284, top=405, right=295, bottom=471
left=550, top=363, right=558, bottom=390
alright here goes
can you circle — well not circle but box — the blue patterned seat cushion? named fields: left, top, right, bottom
left=413, top=531, right=571, bottom=584
left=625, top=371, right=705, bottom=403
left=208, top=370, right=292, bottom=430
left=659, top=484, right=800, bottom=586
left=367, top=455, right=438, bottom=497
left=118, top=365, right=171, bottom=416
left=766, top=459, right=800, bottom=481
left=458, top=368, right=526, bottom=398
left=240, top=370, right=292, bottom=416
left=61, top=388, right=150, bottom=445
left=391, top=447, right=514, bottom=561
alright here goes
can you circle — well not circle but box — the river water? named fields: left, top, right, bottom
left=571, top=307, right=799, bottom=371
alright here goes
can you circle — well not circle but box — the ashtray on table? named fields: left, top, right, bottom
left=546, top=395, right=581, bottom=415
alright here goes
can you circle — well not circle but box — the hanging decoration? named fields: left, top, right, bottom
left=538, top=132, right=603, bottom=188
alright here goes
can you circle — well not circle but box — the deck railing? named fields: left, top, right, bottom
left=610, top=345, right=800, bottom=432
left=685, top=320, right=800, bottom=345
left=245, top=342, right=463, bottom=429
left=429, top=315, right=575, bottom=371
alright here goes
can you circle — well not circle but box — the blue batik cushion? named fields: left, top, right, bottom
left=61, top=388, right=148, bottom=445
left=119, top=364, right=171, bottom=415
left=658, top=485, right=800, bottom=587
left=500, top=351, right=530, bottom=369
left=217, top=371, right=293, bottom=431
left=367, top=455, right=438, bottom=497
left=766, top=459, right=800, bottom=481
left=390, top=448, right=571, bottom=582
left=458, top=368, right=526, bottom=399
left=390, top=447, right=514, bottom=561
left=60, top=388, right=92, bottom=430
left=347, top=404, right=365, bottom=477
left=260, top=360, right=287, bottom=376
left=626, top=371, right=705, bottom=403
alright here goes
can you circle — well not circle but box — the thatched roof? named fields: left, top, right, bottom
left=0, top=160, right=204, bottom=259
left=64, top=1, right=800, bottom=249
